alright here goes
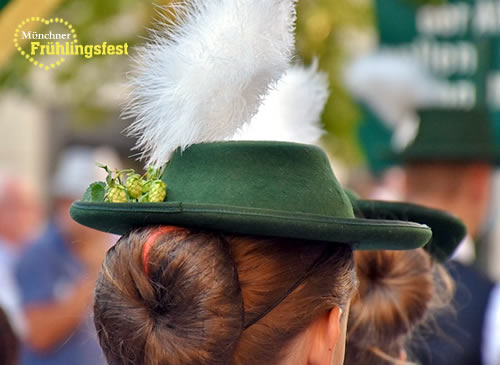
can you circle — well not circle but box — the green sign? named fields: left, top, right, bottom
left=375, top=0, right=495, bottom=109
left=358, top=0, right=500, bottom=172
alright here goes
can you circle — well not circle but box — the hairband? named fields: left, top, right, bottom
left=243, top=246, right=335, bottom=329
left=142, top=226, right=183, bottom=276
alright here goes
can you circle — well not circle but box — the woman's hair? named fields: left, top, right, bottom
left=0, top=307, right=19, bottom=365
left=344, top=249, right=453, bottom=365
left=94, top=227, right=356, bottom=365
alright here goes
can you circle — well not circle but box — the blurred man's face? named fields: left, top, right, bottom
left=405, top=162, right=492, bottom=238
left=0, top=179, right=42, bottom=246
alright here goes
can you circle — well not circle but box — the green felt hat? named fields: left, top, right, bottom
left=71, top=141, right=433, bottom=251
left=396, top=108, right=500, bottom=164
left=345, top=190, right=466, bottom=261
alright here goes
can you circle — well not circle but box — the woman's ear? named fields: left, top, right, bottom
left=307, top=307, right=342, bottom=365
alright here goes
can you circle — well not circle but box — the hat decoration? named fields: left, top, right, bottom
left=344, top=52, right=442, bottom=151
left=71, top=0, right=466, bottom=259
left=235, top=61, right=328, bottom=144
left=83, top=165, right=166, bottom=203
left=123, top=0, right=298, bottom=167
left=81, top=0, right=297, bottom=203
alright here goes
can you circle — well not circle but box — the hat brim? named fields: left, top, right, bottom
left=350, top=199, right=466, bottom=261
left=70, top=201, right=432, bottom=251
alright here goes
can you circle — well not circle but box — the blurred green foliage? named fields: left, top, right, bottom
left=296, top=0, right=375, bottom=165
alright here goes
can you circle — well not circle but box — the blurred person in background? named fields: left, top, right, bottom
left=0, top=174, right=43, bottom=264
left=376, top=109, right=500, bottom=365
left=400, top=110, right=500, bottom=365
left=15, top=146, right=120, bottom=365
left=0, top=174, right=44, bottom=348
left=345, top=53, right=500, bottom=365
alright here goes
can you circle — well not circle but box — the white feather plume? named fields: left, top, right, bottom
left=235, top=61, right=328, bottom=144
left=344, top=52, right=441, bottom=130
left=123, top=0, right=297, bottom=166
left=344, top=52, right=447, bottom=150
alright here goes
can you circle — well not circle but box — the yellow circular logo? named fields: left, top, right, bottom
left=14, top=17, right=77, bottom=71
left=14, top=17, right=128, bottom=70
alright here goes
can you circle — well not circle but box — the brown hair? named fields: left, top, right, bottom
left=94, top=227, right=356, bottom=365
left=0, top=307, right=19, bottom=365
left=344, top=249, right=453, bottom=365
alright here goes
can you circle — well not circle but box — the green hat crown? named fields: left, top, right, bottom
left=163, top=141, right=354, bottom=219
left=399, top=108, right=500, bottom=163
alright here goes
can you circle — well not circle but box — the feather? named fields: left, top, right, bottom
left=344, top=52, right=441, bottom=130
left=123, top=0, right=297, bottom=166
left=235, top=61, right=328, bottom=144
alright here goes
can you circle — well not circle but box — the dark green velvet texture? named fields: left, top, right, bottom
left=398, top=108, right=500, bottom=164
left=162, top=141, right=354, bottom=218
left=71, top=141, right=432, bottom=251
left=351, top=199, right=466, bottom=261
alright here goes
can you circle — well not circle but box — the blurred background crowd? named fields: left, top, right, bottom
left=1, top=0, right=500, bottom=364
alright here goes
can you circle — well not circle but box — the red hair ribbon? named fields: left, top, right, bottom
left=142, top=226, right=183, bottom=276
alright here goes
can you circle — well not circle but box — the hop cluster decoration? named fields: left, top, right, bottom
left=126, top=174, right=143, bottom=199
left=82, top=164, right=167, bottom=203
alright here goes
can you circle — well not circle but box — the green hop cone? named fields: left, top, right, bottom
left=142, top=180, right=151, bottom=194
left=138, top=194, right=149, bottom=203
left=106, top=185, right=128, bottom=203
left=149, top=180, right=167, bottom=203
left=126, top=174, right=143, bottom=199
